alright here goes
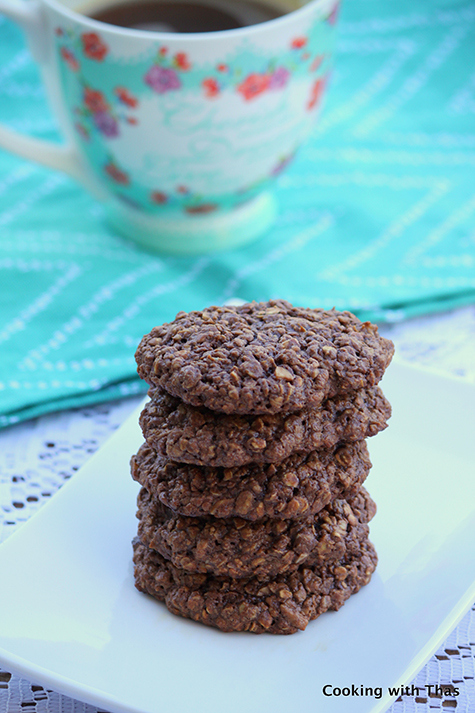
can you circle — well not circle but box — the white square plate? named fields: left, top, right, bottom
left=0, top=361, right=474, bottom=713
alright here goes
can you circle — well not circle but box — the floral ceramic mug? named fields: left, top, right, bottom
left=0, top=0, right=339, bottom=253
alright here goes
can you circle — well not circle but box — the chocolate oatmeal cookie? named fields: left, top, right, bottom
left=135, top=300, right=394, bottom=415
left=136, top=486, right=376, bottom=579
left=140, top=386, right=391, bottom=467
left=131, top=440, right=372, bottom=521
left=132, top=536, right=378, bottom=634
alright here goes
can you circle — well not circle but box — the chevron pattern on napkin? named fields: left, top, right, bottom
left=0, top=0, right=474, bottom=426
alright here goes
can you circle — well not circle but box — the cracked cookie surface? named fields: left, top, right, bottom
left=140, top=386, right=391, bottom=467
left=133, top=536, right=378, bottom=634
left=136, top=486, right=375, bottom=579
left=135, top=300, right=394, bottom=415
left=131, top=440, right=372, bottom=521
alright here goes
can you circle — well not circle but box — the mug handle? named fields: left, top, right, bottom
left=0, top=0, right=100, bottom=191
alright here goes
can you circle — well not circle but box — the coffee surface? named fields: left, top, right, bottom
left=87, top=0, right=284, bottom=32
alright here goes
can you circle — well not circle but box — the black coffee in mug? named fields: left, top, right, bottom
left=84, top=0, right=286, bottom=32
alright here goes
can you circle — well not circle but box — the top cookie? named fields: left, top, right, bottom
left=135, top=300, right=394, bottom=415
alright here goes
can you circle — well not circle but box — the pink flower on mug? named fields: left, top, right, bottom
left=237, top=73, right=270, bottom=101
left=291, top=36, right=307, bottom=49
left=159, top=46, right=168, bottom=56
left=55, top=27, right=64, bottom=36
left=145, top=65, right=181, bottom=93
left=60, top=47, right=79, bottom=72
left=176, top=185, right=189, bottom=194
left=268, top=66, right=290, bottom=90
left=151, top=191, right=168, bottom=204
left=126, top=117, right=138, bottom=125
left=82, top=32, right=108, bottom=61
left=202, top=77, right=220, bottom=98
left=217, top=63, right=228, bottom=72
left=327, top=2, right=339, bottom=24
left=174, top=52, right=191, bottom=71
left=93, top=111, right=119, bottom=137
left=307, top=77, right=325, bottom=110
left=84, top=87, right=108, bottom=113
left=105, top=161, right=129, bottom=185
left=114, top=86, right=138, bottom=108
left=310, top=54, right=324, bottom=72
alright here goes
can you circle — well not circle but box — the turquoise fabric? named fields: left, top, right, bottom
left=0, top=0, right=475, bottom=427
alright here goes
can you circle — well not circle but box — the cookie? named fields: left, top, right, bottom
left=135, top=300, right=394, bottom=415
left=132, top=536, right=378, bottom=634
left=131, top=440, right=371, bottom=521
left=140, top=386, right=391, bottom=467
left=136, top=486, right=376, bottom=579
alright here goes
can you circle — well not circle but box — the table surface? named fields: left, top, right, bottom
left=0, top=305, right=474, bottom=713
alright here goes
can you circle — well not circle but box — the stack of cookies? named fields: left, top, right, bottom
left=131, top=300, right=394, bottom=634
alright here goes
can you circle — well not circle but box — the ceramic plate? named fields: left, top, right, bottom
left=0, top=361, right=474, bottom=713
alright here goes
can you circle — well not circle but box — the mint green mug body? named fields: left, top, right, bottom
left=0, top=0, right=339, bottom=253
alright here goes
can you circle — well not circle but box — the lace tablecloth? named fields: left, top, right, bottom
left=1, top=306, right=474, bottom=713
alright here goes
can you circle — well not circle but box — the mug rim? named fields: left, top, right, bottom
left=43, top=0, right=337, bottom=41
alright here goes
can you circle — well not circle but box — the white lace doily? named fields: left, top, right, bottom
left=1, top=305, right=474, bottom=713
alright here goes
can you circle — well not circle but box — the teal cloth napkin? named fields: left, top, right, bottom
left=1, top=0, right=475, bottom=427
